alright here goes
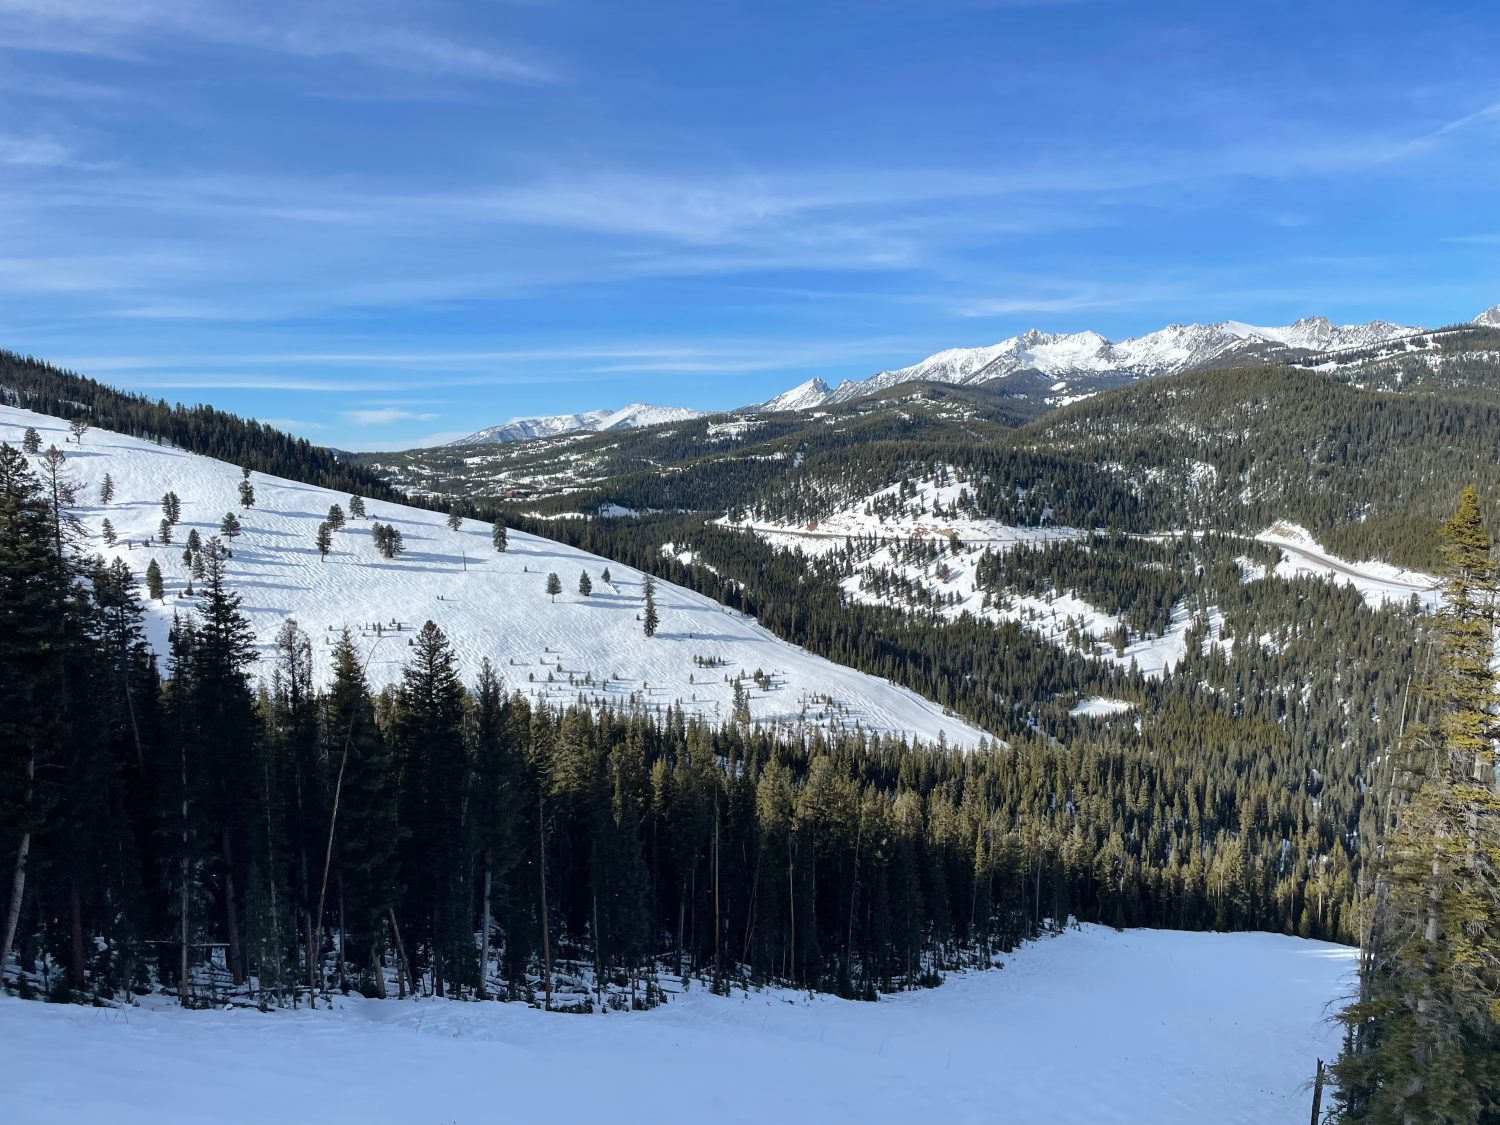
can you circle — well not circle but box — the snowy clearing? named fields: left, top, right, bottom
left=1070, top=696, right=1135, bottom=718
left=0, top=924, right=1355, bottom=1125
left=1, top=405, right=991, bottom=748
left=1256, top=522, right=1440, bottom=610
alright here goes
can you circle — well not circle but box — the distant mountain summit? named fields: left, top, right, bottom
left=759, top=378, right=832, bottom=412
left=1472, top=305, right=1500, bottom=328
left=754, top=315, right=1426, bottom=411
left=457, top=403, right=702, bottom=444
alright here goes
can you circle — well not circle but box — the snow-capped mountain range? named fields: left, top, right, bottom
left=448, top=306, right=1499, bottom=443
left=458, top=403, right=702, bottom=444
left=754, top=314, right=1435, bottom=411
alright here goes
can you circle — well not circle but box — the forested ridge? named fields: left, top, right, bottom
left=0, top=351, right=400, bottom=503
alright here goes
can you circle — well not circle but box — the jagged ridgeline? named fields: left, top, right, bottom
left=363, top=331, right=1500, bottom=572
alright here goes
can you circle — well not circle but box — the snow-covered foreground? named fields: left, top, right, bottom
left=0, top=925, right=1354, bottom=1125
left=0, top=405, right=989, bottom=747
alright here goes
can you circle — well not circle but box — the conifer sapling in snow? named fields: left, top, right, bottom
left=326, top=503, right=345, bottom=531
left=101, top=517, right=116, bottom=547
left=578, top=570, right=592, bottom=597
left=239, top=478, right=255, bottom=509
left=99, top=473, right=114, bottom=504
left=159, top=518, right=173, bottom=545
left=348, top=494, right=365, bottom=519
left=643, top=574, right=659, bottom=637
left=315, top=521, right=332, bottom=561
left=601, top=566, right=611, bottom=585
left=145, top=557, right=164, bottom=601
left=21, top=426, right=41, bottom=454
left=220, top=511, right=242, bottom=540
left=446, top=504, right=462, bottom=532
left=545, top=572, right=562, bottom=602
left=491, top=522, right=507, bottom=552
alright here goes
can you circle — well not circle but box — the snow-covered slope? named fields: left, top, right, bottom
left=0, top=404, right=990, bottom=747
left=756, top=315, right=1421, bottom=411
left=722, top=471, right=1223, bottom=679
left=1256, top=522, right=1441, bottom=610
left=759, top=377, right=832, bottom=412
left=458, top=403, right=701, bottom=444
left=0, top=924, right=1356, bottom=1125
left=1472, top=304, right=1500, bottom=328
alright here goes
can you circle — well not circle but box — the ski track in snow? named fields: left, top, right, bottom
left=0, top=924, right=1356, bottom=1125
left=0, top=405, right=991, bottom=748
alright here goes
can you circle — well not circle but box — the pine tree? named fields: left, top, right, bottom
left=395, top=622, right=472, bottom=997
left=145, top=558, right=164, bottom=601
left=601, top=567, right=611, bottom=585
left=372, top=523, right=404, bottom=560
left=578, top=570, right=592, bottom=597
left=643, top=575, right=659, bottom=638
left=446, top=505, right=462, bottom=532
left=315, top=522, right=332, bottom=561
left=99, top=473, right=114, bottom=504
left=186, top=529, right=202, bottom=554
left=162, top=492, right=181, bottom=525
left=37, top=446, right=80, bottom=559
left=349, top=495, right=365, bottom=520
left=238, top=479, right=255, bottom=509
left=492, top=523, right=507, bottom=553
left=1335, top=486, right=1500, bottom=1120
left=546, top=572, right=562, bottom=602
left=220, top=512, right=242, bottom=540
left=21, top=427, right=41, bottom=454
left=0, top=443, right=73, bottom=974
left=325, top=630, right=398, bottom=997
left=101, top=518, right=116, bottom=547
left=159, top=518, right=173, bottom=546
left=67, top=419, right=89, bottom=445
left=326, top=503, right=345, bottom=532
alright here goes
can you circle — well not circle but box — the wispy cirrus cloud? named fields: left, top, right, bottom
left=341, top=407, right=439, bottom=426
left=0, top=0, right=558, bottom=82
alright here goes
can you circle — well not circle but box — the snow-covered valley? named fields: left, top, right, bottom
left=0, top=405, right=990, bottom=748
left=0, top=924, right=1355, bottom=1125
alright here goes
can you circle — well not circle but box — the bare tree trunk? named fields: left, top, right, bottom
left=713, top=789, right=722, bottom=985
left=388, top=908, right=414, bottom=1000
left=68, top=882, right=85, bottom=991
left=478, top=860, right=493, bottom=1001
left=538, top=791, right=551, bottom=1011
left=222, top=828, right=243, bottom=985
left=0, top=753, right=33, bottom=975
left=788, top=850, right=795, bottom=985
left=179, top=856, right=190, bottom=1006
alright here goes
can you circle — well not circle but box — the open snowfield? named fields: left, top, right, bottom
left=0, top=925, right=1355, bottom=1125
left=0, top=405, right=991, bottom=747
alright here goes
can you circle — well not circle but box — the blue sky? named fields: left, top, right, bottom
left=1, top=0, right=1498, bottom=448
